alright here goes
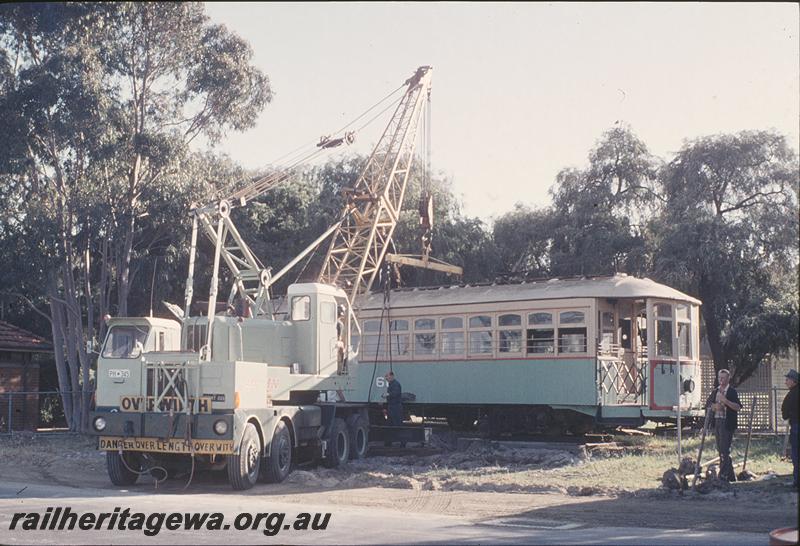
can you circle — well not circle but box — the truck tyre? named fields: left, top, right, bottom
left=107, top=450, right=141, bottom=486
left=323, top=417, right=349, bottom=468
left=347, top=414, right=369, bottom=460
left=227, top=422, right=261, bottom=490
left=260, top=420, right=292, bottom=483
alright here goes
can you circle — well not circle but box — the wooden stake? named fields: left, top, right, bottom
left=692, top=407, right=713, bottom=490
left=740, top=397, right=757, bottom=474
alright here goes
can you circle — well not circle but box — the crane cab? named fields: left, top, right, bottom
left=286, top=283, right=354, bottom=377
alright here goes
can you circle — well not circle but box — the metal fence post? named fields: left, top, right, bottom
left=771, top=386, right=776, bottom=435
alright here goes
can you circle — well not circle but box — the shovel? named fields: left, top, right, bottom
left=692, top=406, right=713, bottom=490
left=737, top=397, right=757, bottom=481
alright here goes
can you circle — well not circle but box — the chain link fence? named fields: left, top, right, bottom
left=700, top=359, right=792, bottom=433
left=0, top=390, right=89, bottom=434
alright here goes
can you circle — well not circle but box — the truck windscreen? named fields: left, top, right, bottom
left=101, top=325, right=150, bottom=358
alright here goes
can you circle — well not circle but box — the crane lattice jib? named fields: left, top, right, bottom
left=317, top=66, right=432, bottom=304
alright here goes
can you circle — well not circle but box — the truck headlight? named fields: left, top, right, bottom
left=93, top=417, right=107, bottom=431
left=213, top=420, right=228, bottom=435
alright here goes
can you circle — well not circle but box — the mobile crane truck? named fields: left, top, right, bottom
left=87, top=67, right=457, bottom=490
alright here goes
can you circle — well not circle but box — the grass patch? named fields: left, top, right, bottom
left=377, top=433, right=795, bottom=495
left=524, top=434, right=792, bottom=493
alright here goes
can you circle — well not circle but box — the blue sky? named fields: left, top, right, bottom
left=204, top=2, right=799, bottom=220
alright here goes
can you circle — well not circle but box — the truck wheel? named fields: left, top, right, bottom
left=106, top=451, right=141, bottom=486
left=227, top=422, right=261, bottom=490
left=260, top=420, right=292, bottom=483
left=347, top=414, right=369, bottom=459
left=323, top=417, right=349, bottom=468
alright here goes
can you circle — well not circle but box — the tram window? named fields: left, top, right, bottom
left=678, top=322, right=691, bottom=358
left=599, top=311, right=615, bottom=352
left=363, top=320, right=382, bottom=332
left=469, top=331, right=493, bottom=354
left=677, top=303, right=692, bottom=358
left=441, top=317, right=463, bottom=329
left=499, top=314, right=521, bottom=327
left=389, top=335, right=409, bottom=356
left=499, top=330, right=522, bottom=353
left=415, top=318, right=435, bottom=330
left=499, top=314, right=522, bottom=353
left=469, top=315, right=492, bottom=328
left=560, top=311, right=585, bottom=324
left=655, top=303, right=672, bottom=318
left=414, top=333, right=436, bottom=356
left=441, top=316, right=464, bottom=355
left=363, top=335, right=385, bottom=359
left=637, top=313, right=647, bottom=340
left=656, top=318, right=673, bottom=357
left=529, top=312, right=552, bottom=325
left=527, top=329, right=555, bottom=354
left=391, top=319, right=409, bottom=331
left=390, top=320, right=410, bottom=357
left=291, top=296, right=311, bottom=321
left=441, top=332, right=464, bottom=354
left=362, top=320, right=385, bottom=359
left=559, top=327, right=587, bottom=353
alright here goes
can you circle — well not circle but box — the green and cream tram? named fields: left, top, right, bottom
left=350, top=274, right=703, bottom=433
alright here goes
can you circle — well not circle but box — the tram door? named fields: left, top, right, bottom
left=598, top=302, right=626, bottom=404
left=616, top=301, right=646, bottom=404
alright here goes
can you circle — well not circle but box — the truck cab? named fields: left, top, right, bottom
left=88, top=283, right=367, bottom=490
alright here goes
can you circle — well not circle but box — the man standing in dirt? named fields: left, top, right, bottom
left=382, top=371, right=405, bottom=447
left=705, top=369, right=742, bottom=482
left=781, top=369, right=798, bottom=489
left=384, top=372, right=403, bottom=426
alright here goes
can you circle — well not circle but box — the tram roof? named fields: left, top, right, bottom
left=357, top=274, right=701, bottom=310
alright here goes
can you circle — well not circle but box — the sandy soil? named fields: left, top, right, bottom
left=0, top=433, right=796, bottom=534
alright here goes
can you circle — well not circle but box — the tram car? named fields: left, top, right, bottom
left=349, top=274, right=703, bottom=434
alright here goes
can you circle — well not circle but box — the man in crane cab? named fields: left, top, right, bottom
left=382, top=371, right=405, bottom=447
left=336, top=304, right=346, bottom=368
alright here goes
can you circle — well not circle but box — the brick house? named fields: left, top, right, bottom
left=0, top=320, right=52, bottom=431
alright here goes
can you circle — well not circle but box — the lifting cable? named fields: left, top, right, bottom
left=258, top=89, right=403, bottom=191
left=268, top=83, right=405, bottom=168
left=239, top=83, right=407, bottom=200
left=366, top=262, right=394, bottom=405
left=385, top=262, right=393, bottom=375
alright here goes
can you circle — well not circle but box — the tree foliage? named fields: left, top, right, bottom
left=653, top=130, right=799, bottom=384
left=0, top=2, right=268, bottom=430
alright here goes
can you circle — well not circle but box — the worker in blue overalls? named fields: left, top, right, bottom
left=383, top=371, right=405, bottom=447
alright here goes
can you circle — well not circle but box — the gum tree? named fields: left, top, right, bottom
left=0, top=2, right=270, bottom=430
left=653, top=130, right=799, bottom=384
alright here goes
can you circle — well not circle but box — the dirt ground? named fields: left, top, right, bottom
left=0, top=433, right=797, bottom=534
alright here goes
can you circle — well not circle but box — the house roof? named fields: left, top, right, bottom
left=357, top=274, right=701, bottom=310
left=0, top=320, right=53, bottom=352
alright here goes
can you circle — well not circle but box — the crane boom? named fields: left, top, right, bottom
left=317, top=66, right=433, bottom=304
left=183, top=135, right=354, bottom=324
